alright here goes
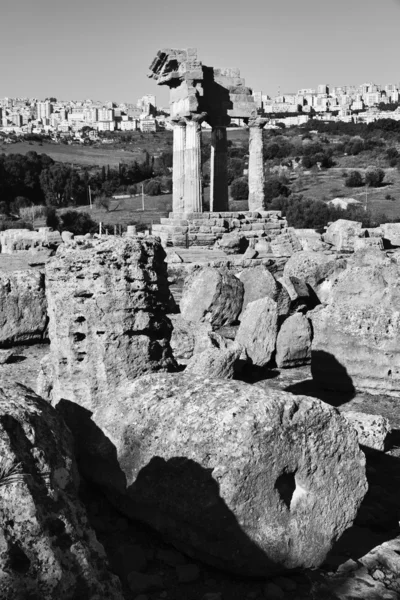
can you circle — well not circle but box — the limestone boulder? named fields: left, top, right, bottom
left=184, top=343, right=241, bottom=379
left=65, top=374, right=367, bottom=577
left=270, top=229, right=302, bottom=257
left=381, top=223, right=400, bottom=247
left=276, top=313, right=312, bottom=368
left=38, top=237, right=176, bottom=411
left=180, top=267, right=244, bottom=328
left=217, top=233, right=248, bottom=255
left=342, top=411, right=391, bottom=452
left=0, top=270, right=47, bottom=346
left=0, top=380, right=122, bottom=600
left=310, top=260, right=400, bottom=395
left=238, top=265, right=290, bottom=318
left=169, top=314, right=214, bottom=361
left=278, top=275, right=312, bottom=312
left=235, top=297, right=278, bottom=366
left=283, top=251, right=347, bottom=303
left=323, top=219, right=362, bottom=252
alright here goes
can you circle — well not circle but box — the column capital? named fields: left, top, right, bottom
left=185, top=111, right=208, bottom=125
left=248, top=117, right=268, bottom=129
left=170, top=117, right=187, bottom=127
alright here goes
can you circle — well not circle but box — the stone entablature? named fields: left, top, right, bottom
left=152, top=210, right=288, bottom=248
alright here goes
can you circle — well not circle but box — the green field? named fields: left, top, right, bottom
left=291, top=167, right=400, bottom=219
left=0, top=132, right=174, bottom=167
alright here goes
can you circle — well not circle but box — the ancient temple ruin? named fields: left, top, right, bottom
left=148, top=48, right=280, bottom=248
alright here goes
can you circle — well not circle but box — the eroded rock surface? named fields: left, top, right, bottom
left=66, top=374, right=367, bottom=577
left=0, top=270, right=47, bottom=346
left=0, top=380, right=122, bottom=600
left=276, top=313, right=312, bottom=368
left=38, top=237, right=176, bottom=411
left=235, top=297, right=278, bottom=366
left=180, top=267, right=243, bottom=328
left=310, top=260, right=400, bottom=395
left=283, top=251, right=346, bottom=303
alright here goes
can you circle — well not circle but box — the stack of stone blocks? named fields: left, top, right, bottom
left=0, top=227, right=62, bottom=254
left=152, top=210, right=289, bottom=249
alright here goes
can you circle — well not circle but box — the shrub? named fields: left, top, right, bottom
left=345, top=171, right=364, bottom=187
left=59, top=211, right=98, bottom=235
left=230, top=177, right=249, bottom=200
left=46, top=207, right=60, bottom=230
left=144, top=179, right=161, bottom=196
left=264, top=177, right=291, bottom=201
left=365, top=166, right=385, bottom=187
left=387, top=147, right=399, bottom=160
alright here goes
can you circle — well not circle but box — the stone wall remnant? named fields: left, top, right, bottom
left=0, top=270, right=47, bottom=346
left=38, top=237, right=176, bottom=411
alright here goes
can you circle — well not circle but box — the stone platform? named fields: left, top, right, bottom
left=152, top=210, right=290, bottom=249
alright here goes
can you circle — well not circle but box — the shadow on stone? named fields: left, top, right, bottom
left=283, top=350, right=356, bottom=407
left=325, top=445, right=400, bottom=568
left=56, top=399, right=128, bottom=495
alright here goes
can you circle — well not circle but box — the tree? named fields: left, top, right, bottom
left=59, top=211, right=97, bottom=235
left=230, top=177, right=249, bottom=200
left=345, top=170, right=364, bottom=188
left=95, top=196, right=111, bottom=211
left=365, top=166, right=385, bottom=187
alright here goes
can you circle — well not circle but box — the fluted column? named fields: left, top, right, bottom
left=210, top=125, right=229, bottom=212
left=248, top=118, right=268, bottom=211
left=172, top=119, right=186, bottom=213
left=183, top=114, right=205, bottom=213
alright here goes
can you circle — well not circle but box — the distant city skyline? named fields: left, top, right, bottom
left=2, top=0, right=400, bottom=104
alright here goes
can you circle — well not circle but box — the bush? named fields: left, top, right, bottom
left=59, top=211, right=98, bottom=235
left=365, top=166, right=385, bottom=187
left=345, top=170, right=364, bottom=187
left=230, top=177, right=249, bottom=200
left=264, top=177, right=291, bottom=201
left=143, top=179, right=161, bottom=196
left=10, top=196, right=30, bottom=214
left=46, top=207, right=60, bottom=230
left=387, top=148, right=399, bottom=160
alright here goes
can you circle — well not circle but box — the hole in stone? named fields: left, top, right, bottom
left=73, top=332, right=86, bottom=343
left=8, top=543, right=30, bottom=573
left=275, top=471, right=296, bottom=509
left=388, top=369, right=392, bottom=376
left=75, top=316, right=86, bottom=323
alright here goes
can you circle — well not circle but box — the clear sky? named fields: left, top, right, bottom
left=2, top=0, right=400, bottom=104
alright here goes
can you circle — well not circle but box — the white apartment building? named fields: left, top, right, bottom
left=37, top=100, right=52, bottom=122
left=98, top=108, right=114, bottom=121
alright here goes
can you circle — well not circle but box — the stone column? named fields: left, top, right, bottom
left=172, top=119, right=186, bottom=213
left=210, top=124, right=229, bottom=212
left=183, top=114, right=205, bottom=213
left=248, top=118, right=268, bottom=211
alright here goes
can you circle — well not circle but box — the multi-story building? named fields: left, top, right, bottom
left=98, top=108, right=114, bottom=121
left=37, top=100, right=52, bottom=122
